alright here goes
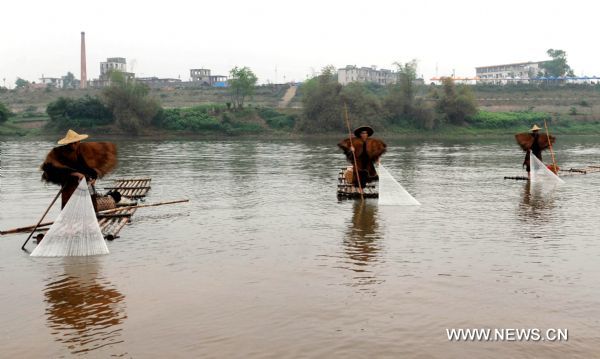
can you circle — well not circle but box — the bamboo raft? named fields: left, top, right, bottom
left=337, top=168, right=378, bottom=199
left=504, top=165, right=600, bottom=180
left=96, top=177, right=152, bottom=239
left=105, top=177, right=152, bottom=199
left=558, top=165, right=600, bottom=176
left=2, top=177, right=153, bottom=241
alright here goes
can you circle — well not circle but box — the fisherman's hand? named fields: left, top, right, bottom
left=350, top=146, right=355, bottom=152
left=90, top=178, right=96, bottom=186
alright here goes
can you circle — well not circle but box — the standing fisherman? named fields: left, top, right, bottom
left=41, top=129, right=117, bottom=208
left=515, top=124, right=556, bottom=178
left=338, top=126, right=387, bottom=192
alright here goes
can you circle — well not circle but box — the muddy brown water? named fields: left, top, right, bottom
left=1, top=138, right=600, bottom=358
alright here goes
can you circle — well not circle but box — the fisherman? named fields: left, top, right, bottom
left=338, top=126, right=387, bottom=192
left=41, top=129, right=117, bottom=208
left=515, top=124, right=556, bottom=178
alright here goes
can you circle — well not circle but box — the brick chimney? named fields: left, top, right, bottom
left=80, top=31, right=87, bottom=89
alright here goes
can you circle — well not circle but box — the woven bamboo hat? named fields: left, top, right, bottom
left=530, top=124, right=542, bottom=131
left=353, top=126, right=374, bottom=137
left=57, top=129, right=89, bottom=145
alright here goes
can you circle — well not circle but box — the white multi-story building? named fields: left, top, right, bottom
left=338, top=65, right=397, bottom=85
left=476, top=61, right=545, bottom=84
left=39, top=76, right=63, bottom=88
left=100, top=57, right=128, bottom=80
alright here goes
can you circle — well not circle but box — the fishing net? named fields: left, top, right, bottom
left=31, top=180, right=109, bottom=257
left=377, top=164, right=420, bottom=206
left=530, top=151, right=564, bottom=184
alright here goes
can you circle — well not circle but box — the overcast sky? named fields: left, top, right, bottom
left=2, top=0, right=597, bottom=86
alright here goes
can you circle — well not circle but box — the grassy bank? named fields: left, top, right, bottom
left=4, top=110, right=600, bottom=140
left=3, top=83, right=600, bottom=139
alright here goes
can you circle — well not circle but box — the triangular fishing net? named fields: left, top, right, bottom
left=377, top=164, right=420, bottom=206
left=530, top=151, right=564, bottom=184
left=31, top=180, right=109, bottom=257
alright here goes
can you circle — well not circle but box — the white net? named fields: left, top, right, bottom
left=31, top=180, right=109, bottom=257
left=530, top=151, right=564, bottom=184
left=377, top=164, right=420, bottom=206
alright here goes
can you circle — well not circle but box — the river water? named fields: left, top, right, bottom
left=1, top=137, right=600, bottom=358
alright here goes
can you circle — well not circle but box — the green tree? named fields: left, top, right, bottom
left=102, top=71, right=161, bottom=134
left=46, top=95, right=112, bottom=128
left=435, top=77, right=477, bottom=125
left=540, top=49, right=574, bottom=77
left=382, top=60, right=435, bottom=128
left=340, top=82, right=383, bottom=128
left=0, top=102, right=12, bottom=123
left=299, top=65, right=345, bottom=132
left=62, top=72, right=75, bottom=89
left=383, top=60, right=418, bottom=122
left=228, top=66, right=258, bottom=109
left=15, top=77, right=29, bottom=89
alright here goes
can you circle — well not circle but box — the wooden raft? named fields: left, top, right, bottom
left=30, top=177, right=151, bottom=241
left=504, top=165, right=600, bottom=180
left=105, top=177, right=152, bottom=199
left=337, top=168, right=378, bottom=199
left=558, top=165, right=600, bottom=177
left=97, top=177, right=151, bottom=239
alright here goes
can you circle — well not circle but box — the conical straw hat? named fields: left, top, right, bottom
left=57, top=129, right=89, bottom=145
left=530, top=124, right=542, bottom=131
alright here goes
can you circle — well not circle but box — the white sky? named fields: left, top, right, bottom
left=1, top=0, right=598, bottom=86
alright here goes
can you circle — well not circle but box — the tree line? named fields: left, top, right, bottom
left=298, top=63, right=478, bottom=133
left=44, top=67, right=260, bottom=134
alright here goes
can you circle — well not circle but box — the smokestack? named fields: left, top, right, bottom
left=80, top=31, right=87, bottom=89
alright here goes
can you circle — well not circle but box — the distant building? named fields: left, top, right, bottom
left=476, top=61, right=545, bottom=84
left=100, top=57, right=127, bottom=79
left=90, top=57, right=135, bottom=87
left=337, top=65, right=397, bottom=85
left=190, top=69, right=228, bottom=86
left=136, top=77, right=182, bottom=88
left=429, top=77, right=477, bottom=85
left=39, top=75, right=63, bottom=88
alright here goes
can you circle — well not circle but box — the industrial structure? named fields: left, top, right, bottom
left=80, top=32, right=87, bottom=89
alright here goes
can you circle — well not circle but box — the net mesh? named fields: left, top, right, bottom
left=377, top=164, right=420, bottom=206
left=31, top=180, right=109, bottom=257
left=530, top=151, right=564, bottom=184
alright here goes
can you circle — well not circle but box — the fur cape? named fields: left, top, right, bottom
left=338, top=137, right=387, bottom=178
left=41, top=142, right=117, bottom=185
left=515, top=132, right=555, bottom=152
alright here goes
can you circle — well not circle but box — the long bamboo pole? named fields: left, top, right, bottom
left=544, top=119, right=558, bottom=173
left=343, top=103, right=364, bottom=201
left=21, top=188, right=62, bottom=250
left=1, top=222, right=53, bottom=235
left=6, top=199, right=188, bottom=236
left=96, top=199, right=189, bottom=215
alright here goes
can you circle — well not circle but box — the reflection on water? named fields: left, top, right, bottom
left=518, top=181, right=557, bottom=223
left=342, top=201, right=384, bottom=289
left=43, top=259, right=127, bottom=356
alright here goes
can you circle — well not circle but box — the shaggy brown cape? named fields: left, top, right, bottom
left=338, top=138, right=387, bottom=180
left=514, top=132, right=555, bottom=152
left=41, top=142, right=118, bottom=185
